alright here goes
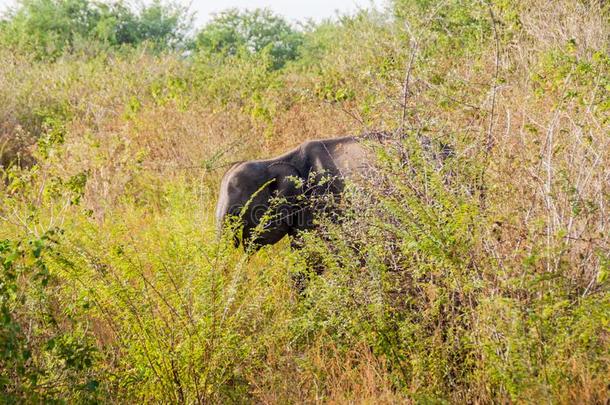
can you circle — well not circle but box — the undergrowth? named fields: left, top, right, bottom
left=1, top=0, right=608, bottom=402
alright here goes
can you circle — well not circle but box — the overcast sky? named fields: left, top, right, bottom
left=0, top=0, right=385, bottom=26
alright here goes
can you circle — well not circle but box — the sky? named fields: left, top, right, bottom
left=191, top=0, right=383, bottom=25
left=0, top=0, right=385, bottom=26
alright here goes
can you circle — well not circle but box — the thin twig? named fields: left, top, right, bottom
left=483, top=0, right=500, bottom=153
left=400, top=38, right=418, bottom=132
left=399, top=24, right=419, bottom=137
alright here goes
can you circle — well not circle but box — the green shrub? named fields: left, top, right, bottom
left=195, top=8, right=303, bottom=70
left=0, top=0, right=192, bottom=59
left=0, top=231, right=102, bottom=402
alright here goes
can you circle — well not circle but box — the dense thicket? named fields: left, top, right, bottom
left=0, top=0, right=608, bottom=403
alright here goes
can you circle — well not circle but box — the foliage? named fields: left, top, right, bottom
left=0, top=0, right=192, bottom=59
left=0, top=231, right=101, bottom=402
left=195, top=8, right=303, bottom=70
left=0, top=0, right=608, bottom=402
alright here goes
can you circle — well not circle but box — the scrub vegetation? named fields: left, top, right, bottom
left=0, top=0, right=608, bottom=402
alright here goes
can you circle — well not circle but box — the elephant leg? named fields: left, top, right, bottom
left=286, top=229, right=308, bottom=293
left=287, top=228, right=330, bottom=294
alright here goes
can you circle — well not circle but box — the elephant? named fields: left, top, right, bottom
left=215, top=135, right=373, bottom=250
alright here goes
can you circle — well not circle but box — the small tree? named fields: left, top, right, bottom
left=195, top=8, right=303, bottom=70
left=0, top=0, right=193, bottom=59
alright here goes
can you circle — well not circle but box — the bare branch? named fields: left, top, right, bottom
left=483, top=0, right=501, bottom=153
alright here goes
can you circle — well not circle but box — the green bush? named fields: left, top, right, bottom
left=0, top=231, right=101, bottom=402
left=194, top=8, right=303, bottom=70
left=0, top=0, right=192, bottom=59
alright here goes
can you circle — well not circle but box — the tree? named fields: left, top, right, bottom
left=195, top=8, right=303, bottom=70
left=0, top=0, right=193, bottom=59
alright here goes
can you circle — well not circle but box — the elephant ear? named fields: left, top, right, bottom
left=267, top=162, right=302, bottom=198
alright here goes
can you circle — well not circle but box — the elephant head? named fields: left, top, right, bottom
left=215, top=160, right=304, bottom=249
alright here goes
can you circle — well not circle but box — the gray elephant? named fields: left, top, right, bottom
left=215, top=135, right=372, bottom=250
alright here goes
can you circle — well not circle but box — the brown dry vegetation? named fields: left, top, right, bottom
left=0, top=0, right=608, bottom=403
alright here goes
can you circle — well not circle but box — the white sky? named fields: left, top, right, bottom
left=191, top=0, right=384, bottom=25
left=0, top=0, right=385, bottom=27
